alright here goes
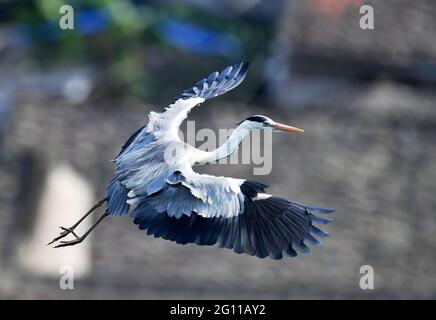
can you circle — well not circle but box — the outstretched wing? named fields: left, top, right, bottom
left=147, top=61, right=249, bottom=140
left=115, top=62, right=250, bottom=155
left=130, top=172, right=334, bottom=260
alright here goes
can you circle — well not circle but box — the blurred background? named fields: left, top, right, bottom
left=0, top=0, right=436, bottom=299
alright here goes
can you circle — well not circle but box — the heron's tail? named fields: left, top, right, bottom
left=106, top=179, right=130, bottom=216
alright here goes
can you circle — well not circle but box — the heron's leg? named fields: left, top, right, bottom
left=47, top=197, right=107, bottom=245
left=54, top=212, right=109, bottom=248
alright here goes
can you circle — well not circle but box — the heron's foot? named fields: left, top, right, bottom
left=47, top=226, right=79, bottom=246
left=54, top=237, right=84, bottom=248
left=60, top=227, right=79, bottom=238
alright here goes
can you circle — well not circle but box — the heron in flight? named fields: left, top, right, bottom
left=49, top=62, right=334, bottom=259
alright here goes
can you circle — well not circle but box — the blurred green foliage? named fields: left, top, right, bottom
left=3, top=0, right=275, bottom=102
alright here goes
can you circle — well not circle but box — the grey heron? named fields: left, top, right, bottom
left=49, top=62, right=334, bottom=259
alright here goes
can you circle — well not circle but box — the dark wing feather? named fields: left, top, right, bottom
left=131, top=181, right=334, bottom=259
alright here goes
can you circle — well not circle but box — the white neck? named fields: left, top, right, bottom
left=193, top=122, right=255, bottom=164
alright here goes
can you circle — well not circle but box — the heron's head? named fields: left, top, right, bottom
left=240, top=115, right=304, bottom=133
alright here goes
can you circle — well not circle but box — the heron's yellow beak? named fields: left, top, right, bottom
left=272, top=122, right=304, bottom=133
